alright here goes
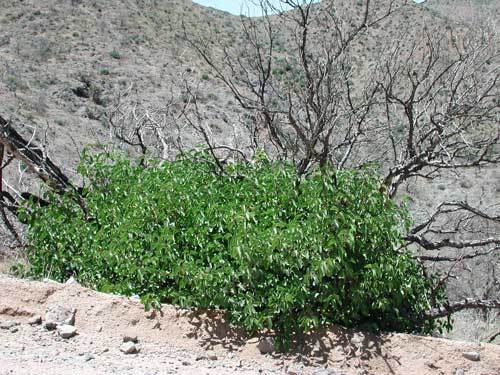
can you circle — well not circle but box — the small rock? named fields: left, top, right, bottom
left=123, top=334, right=138, bottom=343
left=9, top=326, right=19, bottom=333
left=28, top=315, right=42, bottom=325
left=426, top=362, right=440, bottom=370
left=311, top=347, right=323, bottom=357
left=208, top=354, right=218, bottom=361
left=462, top=351, right=480, bottom=361
left=313, top=370, right=344, bottom=375
left=44, top=305, right=76, bottom=330
left=287, top=369, right=302, bottom=375
left=65, top=276, right=79, bottom=285
left=350, top=334, right=363, bottom=346
left=83, top=353, right=95, bottom=362
left=195, top=355, right=208, bottom=361
left=57, top=324, right=77, bottom=339
left=182, top=360, right=191, bottom=366
left=257, top=337, right=275, bottom=354
left=120, top=342, right=138, bottom=354
left=0, top=321, right=18, bottom=330
left=454, top=369, right=465, bottom=375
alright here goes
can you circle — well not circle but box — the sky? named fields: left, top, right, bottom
left=192, top=0, right=426, bottom=16
left=192, top=0, right=295, bottom=16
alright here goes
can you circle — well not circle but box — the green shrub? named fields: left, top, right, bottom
left=109, top=50, right=121, bottom=59
left=23, top=151, right=446, bottom=346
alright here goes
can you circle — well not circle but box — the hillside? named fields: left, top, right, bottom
left=426, top=0, right=500, bottom=27
left=0, top=0, right=499, bottom=347
left=0, top=0, right=443, bottom=166
left=0, top=0, right=240, bottom=167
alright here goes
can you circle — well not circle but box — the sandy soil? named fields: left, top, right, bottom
left=0, top=274, right=499, bottom=375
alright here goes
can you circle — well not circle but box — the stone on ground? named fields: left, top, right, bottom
left=257, top=337, right=275, bottom=354
left=0, top=320, right=18, bottom=329
left=57, top=324, right=77, bottom=339
left=462, top=351, right=480, bottom=361
left=28, top=315, right=42, bottom=325
left=44, top=304, right=76, bottom=330
left=120, top=341, right=139, bottom=354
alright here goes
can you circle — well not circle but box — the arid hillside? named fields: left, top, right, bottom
left=426, top=0, right=500, bottom=27
left=0, top=0, right=478, bottom=164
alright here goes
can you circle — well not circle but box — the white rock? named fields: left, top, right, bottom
left=44, top=305, right=76, bottom=330
left=120, top=341, right=138, bottom=354
left=28, top=315, right=42, bottom=325
left=65, top=276, right=79, bottom=285
left=0, top=320, right=18, bottom=329
left=57, top=324, right=77, bottom=339
left=462, top=351, right=480, bottom=361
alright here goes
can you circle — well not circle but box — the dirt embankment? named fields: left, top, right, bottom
left=0, top=275, right=499, bottom=375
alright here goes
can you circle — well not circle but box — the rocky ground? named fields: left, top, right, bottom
left=1, top=275, right=499, bottom=375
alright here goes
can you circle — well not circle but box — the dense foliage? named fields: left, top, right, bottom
left=23, top=151, right=446, bottom=345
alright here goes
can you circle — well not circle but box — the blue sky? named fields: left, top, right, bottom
left=191, top=0, right=294, bottom=16
left=192, top=1, right=426, bottom=16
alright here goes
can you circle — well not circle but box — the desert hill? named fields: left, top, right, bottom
left=0, top=0, right=449, bottom=166
left=426, top=0, right=500, bottom=27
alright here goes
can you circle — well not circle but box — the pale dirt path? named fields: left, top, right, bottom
left=1, top=275, right=499, bottom=375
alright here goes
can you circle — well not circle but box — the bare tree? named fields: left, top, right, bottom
left=378, top=25, right=500, bottom=197
left=186, top=0, right=412, bottom=174
left=0, top=114, right=85, bottom=245
left=105, top=84, right=189, bottom=164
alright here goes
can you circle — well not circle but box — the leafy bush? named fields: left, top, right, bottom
left=23, top=151, right=446, bottom=346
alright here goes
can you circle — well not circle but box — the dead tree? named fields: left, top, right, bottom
left=104, top=83, right=198, bottom=164
left=185, top=0, right=414, bottom=174
left=0, top=114, right=85, bottom=243
left=378, top=25, right=500, bottom=198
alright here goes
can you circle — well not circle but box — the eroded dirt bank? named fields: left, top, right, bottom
left=0, top=275, right=499, bottom=375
